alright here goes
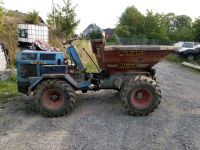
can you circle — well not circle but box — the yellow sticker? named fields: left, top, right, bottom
left=31, top=61, right=46, bottom=65
left=119, top=51, right=143, bottom=56
left=118, top=63, right=137, bottom=68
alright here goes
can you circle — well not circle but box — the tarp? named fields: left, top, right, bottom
left=32, top=39, right=59, bottom=52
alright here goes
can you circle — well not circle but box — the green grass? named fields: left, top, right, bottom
left=166, top=53, right=200, bottom=65
left=0, top=76, right=21, bottom=103
left=165, top=53, right=200, bottom=74
left=165, top=53, right=185, bottom=63
left=85, top=63, right=99, bottom=73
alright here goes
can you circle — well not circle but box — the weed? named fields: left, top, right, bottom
left=166, top=53, right=200, bottom=65
left=85, top=63, right=99, bottom=73
left=0, top=76, right=21, bottom=103
left=165, top=53, right=185, bottom=63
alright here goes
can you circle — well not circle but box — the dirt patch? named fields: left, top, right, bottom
left=0, top=61, right=200, bottom=150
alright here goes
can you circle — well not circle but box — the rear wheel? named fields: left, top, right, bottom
left=120, top=76, right=161, bottom=116
left=197, top=56, right=200, bottom=63
left=187, top=55, right=195, bottom=62
left=34, top=79, right=76, bottom=117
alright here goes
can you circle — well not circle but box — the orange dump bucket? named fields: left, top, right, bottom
left=91, top=39, right=179, bottom=73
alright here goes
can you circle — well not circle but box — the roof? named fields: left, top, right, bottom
left=5, top=10, right=47, bottom=26
left=82, top=24, right=104, bottom=35
left=103, top=28, right=115, bottom=34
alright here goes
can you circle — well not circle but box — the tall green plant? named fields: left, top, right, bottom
left=0, top=7, right=4, bottom=20
left=193, top=18, right=200, bottom=42
left=47, top=0, right=80, bottom=40
left=25, top=10, right=40, bottom=24
left=115, top=5, right=197, bottom=43
left=0, top=2, right=18, bottom=65
left=115, top=6, right=145, bottom=38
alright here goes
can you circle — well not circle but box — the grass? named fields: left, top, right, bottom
left=165, top=53, right=185, bottom=63
left=75, top=40, right=100, bottom=73
left=166, top=53, right=200, bottom=65
left=165, top=53, right=200, bottom=74
left=0, top=76, right=21, bottom=103
left=85, top=63, right=99, bottom=73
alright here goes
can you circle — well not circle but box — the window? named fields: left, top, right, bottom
left=183, top=42, right=194, bottom=48
left=19, top=29, right=28, bottom=38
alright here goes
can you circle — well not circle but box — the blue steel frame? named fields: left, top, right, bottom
left=17, top=48, right=91, bottom=95
left=67, top=46, right=85, bottom=71
left=17, top=50, right=65, bottom=82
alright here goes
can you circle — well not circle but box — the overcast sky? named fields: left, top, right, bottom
left=3, top=0, right=200, bottom=33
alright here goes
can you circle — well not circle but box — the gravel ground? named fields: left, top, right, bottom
left=0, top=61, right=200, bottom=150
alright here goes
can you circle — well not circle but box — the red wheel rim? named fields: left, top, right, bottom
left=42, top=89, right=64, bottom=110
left=131, top=88, right=153, bottom=109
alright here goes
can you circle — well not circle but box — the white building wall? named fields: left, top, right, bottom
left=0, top=45, right=7, bottom=72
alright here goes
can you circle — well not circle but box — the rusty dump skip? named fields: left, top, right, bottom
left=91, top=39, right=179, bottom=73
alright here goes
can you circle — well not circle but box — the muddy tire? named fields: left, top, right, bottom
left=33, top=79, right=76, bottom=117
left=187, top=55, right=195, bottom=62
left=120, top=76, right=161, bottom=116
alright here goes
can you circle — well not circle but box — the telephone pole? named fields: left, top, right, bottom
left=0, top=0, right=4, bottom=4
left=52, top=0, right=55, bottom=26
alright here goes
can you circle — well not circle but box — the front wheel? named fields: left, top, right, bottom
left=120, top=76, right=161, bottom=116
left=34, top=80, right=76, bottom=117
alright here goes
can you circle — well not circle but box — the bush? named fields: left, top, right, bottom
left=0, top=76, right=21, bottom=101
left=89, top=30, right=103, bottom=39
left=0, top=23, right=18, bottom=65
left=25, top=10, right=40, bottom=24
left=166, top=53, right=186, bottom=63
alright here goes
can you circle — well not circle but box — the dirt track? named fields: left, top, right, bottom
left=0, top=61, right=200, bottom=150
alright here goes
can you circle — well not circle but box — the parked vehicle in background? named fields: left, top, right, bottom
left=173, top=41, right=200, bottom=62
left=178, top=47, right=200, bottom=62
left=174, top=41, right=200, bottom=52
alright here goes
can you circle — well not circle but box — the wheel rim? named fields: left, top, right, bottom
left=42, top=89, right=64, bottom=110
left=187, top=56, right=194, bottom=62
left=131, top=88, right=153, bottom=109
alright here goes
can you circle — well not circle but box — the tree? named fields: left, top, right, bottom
left=115, top=5, right=195, bottom=43
left=89, top=30, right=103, bottom=39
left=172, top=27, right=194, bottom=41
left=145, top=11, right=167, bottom=39
left=144, top=11, right=170, bottom=44
left=144, top=11, right=158, bottom=39
left=175, top=15, right=192, bottom=29
left=165, top=12, right=177, bottom=39
left=165, top=14, right=194, bottom=41
left=0, top=0, right=4, bottom=19
left=0, top=2, right=4, bottom=26
left=115, top=25, right=131, bottom=37
left=193, top=18, right=200, bottom=42
left=0, top=6, right=4, bottom=19
left=25, top=10, right=40, bottom=24
left=171, top=15, right=194, bottom=41
left=115, top=7, right=170, bottom=44
left=47, top=0, right=80, bottom=40
left=115, top=6, right=145, bottom=37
